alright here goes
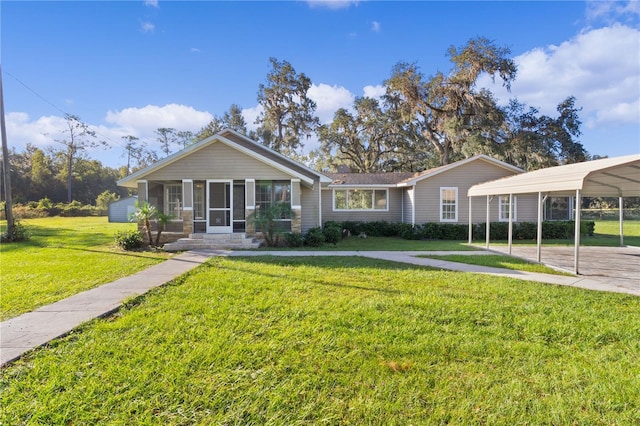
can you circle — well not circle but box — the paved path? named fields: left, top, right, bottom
left=1, top=250, right=213, bottom=367
left=227, top=250, right=640, bottom=296
left=3, top=248, right=637, bottom=367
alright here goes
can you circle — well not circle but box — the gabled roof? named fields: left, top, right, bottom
left=117, top=129, right=331, bottom=188
left=397, top=154, right=523, bottom=186
left=326, top=172, right=418, bottom=187
left=468, top=154, right=640, bottom=197
left=323, top=155, right=522, bottom=189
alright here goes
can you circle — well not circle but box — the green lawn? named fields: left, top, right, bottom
left=416, top=254, right=571, bottom=275
left=0, top=217, right=171, bottom=320
left=2, top=256, right=638, bottom=424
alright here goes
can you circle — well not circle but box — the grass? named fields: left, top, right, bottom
left=483, top=220, right=640, bottom=248
left=2, top=256, right=639, bottom=424
left=416, top=254, right=572, bottom=275
left=0, top=217, right=171, bottom=320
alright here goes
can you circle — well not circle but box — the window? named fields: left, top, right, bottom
left=333, top=189, right=388, bottom=211
left=165, top=184, right=182, bottom=217
left=256, top=180, right=291, bottom=210
left=499, top=196, right=517, bottom=222
left=440, top=187, right=458, bottom=222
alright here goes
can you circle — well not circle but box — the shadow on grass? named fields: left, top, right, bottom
left=213, top=255, right=439, bottom=295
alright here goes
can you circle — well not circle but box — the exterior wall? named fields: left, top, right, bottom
left=107, top=197, right=137, bottom=222
left=144, top=142, right=294, bottom=181
left=413, top=159, right=520, bottom=224
left=402, top=187, right=414, bottom=224
left=300, top=183, right=321, bottom=232
left=320, top=187, right=404, bottom=224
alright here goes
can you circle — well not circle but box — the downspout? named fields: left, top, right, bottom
left=508, top=193, right=513, bottom=255
left=468, top=196, right=472, bottom=244
left=619, top=196, right=624, bottom=247
left=485, top=195, right=491, bottom=249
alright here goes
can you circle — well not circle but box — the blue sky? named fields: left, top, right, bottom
left=2, top=0, right=639, bottom=169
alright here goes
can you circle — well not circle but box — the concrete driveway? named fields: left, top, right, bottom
left=486, top=245, right=640, bottom=296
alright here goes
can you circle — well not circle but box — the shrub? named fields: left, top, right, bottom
left=322, top=223, right=342, bottom=245
left=304, top=227, right=325, bottom=247
left=284, top=232, right=304, bottom=248
left=114, top=230, right=144, bottom=250
left=1, top=220, right=30, bottom=243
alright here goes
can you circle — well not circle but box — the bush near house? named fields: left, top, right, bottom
left=325, top=220, right=596, bottom=242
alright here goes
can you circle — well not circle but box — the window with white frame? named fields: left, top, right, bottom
left=165, top=184, right=182, bottom=218
left=499, top=196, right=517, bottom=222
left=439, top=187, right=458, bottom=222
left=333, top=189, right=388, bottom=211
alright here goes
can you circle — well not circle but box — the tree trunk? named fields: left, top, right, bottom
left=67, top=153, right=73, bottom=202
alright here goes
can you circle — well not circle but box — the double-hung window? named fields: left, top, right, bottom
left=165, top=184, right=182, bottom=218
left=499, top=196, right=517, bottom=222
left=255, top=180, right=292, bottom=230
left=333, top=189, right=388, bottom=211
left=440, top=187, right=458, bottom=222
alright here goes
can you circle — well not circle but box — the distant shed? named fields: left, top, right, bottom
left=108, top=196, right=138, bottom=223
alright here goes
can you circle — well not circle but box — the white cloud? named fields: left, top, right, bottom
left=242, top=105, right=263, bottom=131
left=105, top=104, right=213, bottom=135
left=140, top=21, right=155, bottom=33
left=144, top=0, right=159, bottom=8
left=371, top=21, right=381, bottom=32
left=363, top=84, right=385, bottom=100
left=306, top=0, right=358, bottom=10
left=479, top=24, right=640, bottom=127
left=307, top=83, right=355, bottom=123
left=586, top=0, right=639, bottom=22
left=190, top=47, right=201, bottom=53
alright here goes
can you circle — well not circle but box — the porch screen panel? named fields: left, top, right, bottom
left=209, top=182, right=231, bottom=227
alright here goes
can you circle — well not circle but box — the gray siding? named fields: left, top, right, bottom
left=108, top=197, right=137, bottom=222
left=413, top=159, right=520, bottom=224
left=402, top=187, right=414, bottom=224
left=300, top=183, right=321, bottom=232
left=320, top=187, right=403, bottom=224
left=145, top=142, right=293, bottom=181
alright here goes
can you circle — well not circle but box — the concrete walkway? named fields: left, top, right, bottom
left=0, top=250, right=213, bottom=367
left=2, top=248, right=637, bottom=367
left=227, top=250, right=640, bottom=296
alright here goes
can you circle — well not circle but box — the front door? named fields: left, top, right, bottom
left=207, top=180, right=233, bottom=233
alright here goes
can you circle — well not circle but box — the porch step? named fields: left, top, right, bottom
left=163, top=234, right=262, bottom=252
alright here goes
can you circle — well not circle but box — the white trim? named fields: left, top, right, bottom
left=498, top=195, right=517, bottom=222
left=291, top=179, right=301, bottom=183
left=183, top=207, right=193, bottom=211
left=318, top=184, right=322, bottom=227
left=439, top=187, right=458, bottom=222
left=245, top=178, right=255, bottom=183
left=332, top=188, right=389, bottom=212
left=327, top=184, right=398, bottom=188
left=182, top=179, right=193, bottom=183
left=291, top=205, right=302, bottom=210
left=206, top=179, right=234, bottom=233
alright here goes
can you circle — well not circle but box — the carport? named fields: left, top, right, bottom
left=467, top=154, right=640, bottom=274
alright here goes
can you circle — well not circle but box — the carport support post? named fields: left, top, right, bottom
left=468, top=196, right=473, bottom=244
left=508, top=193, right=513, bottom=255
left=619, top=196, right=624, bottom=246
left=485, top=195, right=491, bottom=249
left=537, top=192, right=543, bottom=263
left=574, top=189, right=581, bottom=274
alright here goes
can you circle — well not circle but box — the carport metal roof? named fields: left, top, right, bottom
left=466, top=154, right=640, bottom=275
left=468, top=154, right=640, bottom=198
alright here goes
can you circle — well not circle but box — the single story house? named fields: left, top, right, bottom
left=117, top=129, right=539, bottom=242
left=107, top=196, right=138, bottom=223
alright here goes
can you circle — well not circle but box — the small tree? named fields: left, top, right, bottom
left=154, top=211, right=174, bottom=246
left=96, top=190, right=119, bottom=215
left=129, top=201, right=157, bottom=246
left=251, top=203, right=296, bottom=247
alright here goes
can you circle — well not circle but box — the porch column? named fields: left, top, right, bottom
left=536, top=192, right=543, bottom=263
left=136, top=180, right=148, bottom=234
left=182, top=179, right=193, bottom=236
left=137, top=180, right=148, bottom=203
left=245, top=179, right=256, bottom=235
left=291, top=179, right=302, bottom=234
